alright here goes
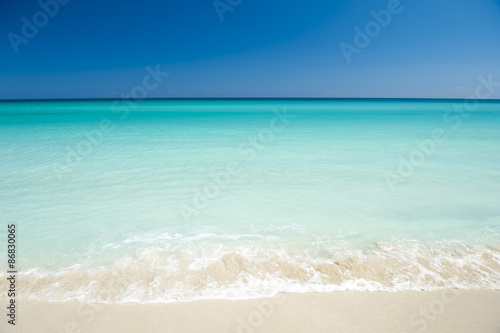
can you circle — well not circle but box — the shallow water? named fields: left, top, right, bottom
left=1, top=99, right=499, bottom=302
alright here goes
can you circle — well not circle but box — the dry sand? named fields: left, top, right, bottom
left=1, top=290, right=500, bottom=333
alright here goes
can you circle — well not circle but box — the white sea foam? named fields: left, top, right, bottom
left=3, top=241, right=499, bottom=304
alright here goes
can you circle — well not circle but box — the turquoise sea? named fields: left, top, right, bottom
left=1, top=99, right=500, bottom=303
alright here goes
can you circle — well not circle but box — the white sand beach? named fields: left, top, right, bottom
left=2, top=290, right=500, bottom=333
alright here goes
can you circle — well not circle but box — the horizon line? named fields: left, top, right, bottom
left=1, top=97, right=500, bottom=103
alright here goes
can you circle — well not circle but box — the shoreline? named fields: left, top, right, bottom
left=2, top=290, right=499, bottom=333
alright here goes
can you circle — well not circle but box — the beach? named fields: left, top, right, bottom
left=2, top=290, right=500, bottom=332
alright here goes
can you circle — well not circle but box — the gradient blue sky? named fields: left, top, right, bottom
left=1, top=0, right=500, bottom=99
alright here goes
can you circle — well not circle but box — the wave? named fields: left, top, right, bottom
left=3, top=241, right=500, bottom=303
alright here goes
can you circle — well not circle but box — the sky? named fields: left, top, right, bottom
left=0, top=0, right=500, bottom=99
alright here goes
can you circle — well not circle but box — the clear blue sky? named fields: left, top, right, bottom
left=1, top=0, right=499, bottom=99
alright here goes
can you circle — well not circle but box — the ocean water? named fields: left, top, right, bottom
left=1, top=99, right=500, bottom=303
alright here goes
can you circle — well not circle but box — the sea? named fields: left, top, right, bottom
left=1, top=99, right=499, bottom=303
